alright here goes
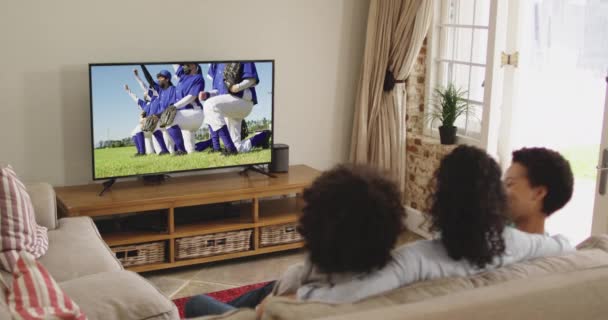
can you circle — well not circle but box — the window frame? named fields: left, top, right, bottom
left=424, top=0, right=493, bottom=146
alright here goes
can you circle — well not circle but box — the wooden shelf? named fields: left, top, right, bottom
left=173, top=201, right=254, bottom=238
left=173, top=217, right=255, bottom=238
left=258, top=197, right=303, bottom=227
left=256, top=241, right=305, bottom=254
left=103, top=231, right=170, bottom=247
left=54, top=165, right=319, bottom=272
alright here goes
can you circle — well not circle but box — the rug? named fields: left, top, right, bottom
left=173, top=281, right=271, bottom=319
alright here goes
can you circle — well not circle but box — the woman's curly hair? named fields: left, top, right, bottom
left=429, top=145, right=507, bottom=269
left=298, top=164, right=405, bottom=274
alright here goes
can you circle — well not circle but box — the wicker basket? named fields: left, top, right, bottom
left=260, top=223, right=303, bottom=247
left=112, top=241, right=166, bottom=267
left=176, top=229, right=253, bottom=260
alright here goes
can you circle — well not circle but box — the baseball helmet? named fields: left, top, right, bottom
left=157, top=69, right=171, bottom=79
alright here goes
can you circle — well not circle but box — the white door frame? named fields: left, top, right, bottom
left=592, top=76, right=608, bottom=235
left=479, top=0, right=508, bottom=158
left=495, top=0, right=522, bottom=167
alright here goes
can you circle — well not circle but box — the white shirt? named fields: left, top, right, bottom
left=293, top=227, right=573, bottom=303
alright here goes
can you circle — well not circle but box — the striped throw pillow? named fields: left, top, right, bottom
left=5, top=252, right=86, bottom=320
left=0, top=165, right=49, bottom=272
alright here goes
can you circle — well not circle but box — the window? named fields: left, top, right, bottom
left=427, top=0, right=492, bottom=140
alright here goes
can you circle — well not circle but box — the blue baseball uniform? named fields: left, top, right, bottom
left=164, top=64, right=206, bottom=154
left=155, top=85, right=176, bottom=115
left=128, top=68, right=174, bottom=156
left=148, top=84, right=175, bottom=154
left=208, top=63, right=259, bottom=105
left=201, top=62, right=270, bottom=154
left=174, top=71, right=204, bottom=109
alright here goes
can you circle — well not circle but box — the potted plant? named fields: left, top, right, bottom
left=426, top=83, right=472, bottom=145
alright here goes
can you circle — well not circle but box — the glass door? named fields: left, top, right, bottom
left=502, top=0, right=608, bottom=243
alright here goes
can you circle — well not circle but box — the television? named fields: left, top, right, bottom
left=89, top=60, right=274, bottom=180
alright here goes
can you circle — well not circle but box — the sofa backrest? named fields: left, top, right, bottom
left=319, top=266, right=608, bottom=320
left=25, top=182, right=57, bottom=230
left=262, top=235, right=608, bottom=320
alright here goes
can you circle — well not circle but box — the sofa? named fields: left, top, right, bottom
left=196, top=234, right=608, bottom=320
left=0, top=183, right=180, bottom=320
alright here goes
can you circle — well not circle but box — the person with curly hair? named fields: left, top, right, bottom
left=504, top=147, right=574, bottom=234
left=185, top=164, right=406, bottom=317
left=294, top=145, right=573, bottom=303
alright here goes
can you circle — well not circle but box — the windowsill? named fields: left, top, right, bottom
left=414, top=129, right=482, bottom=147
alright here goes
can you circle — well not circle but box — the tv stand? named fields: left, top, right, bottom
left=54, top=165, right=319, bottom=273
left=98, top=178, right=116, bottom=196
left=240, top=165, right=276, bottom=178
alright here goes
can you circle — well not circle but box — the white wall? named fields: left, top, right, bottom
left=0, top=0, right=369, bottom=186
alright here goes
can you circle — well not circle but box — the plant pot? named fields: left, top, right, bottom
left=438, top=126, right=457, bottom=145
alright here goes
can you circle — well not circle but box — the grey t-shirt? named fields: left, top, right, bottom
left=275, top=227, right=573, bottom=303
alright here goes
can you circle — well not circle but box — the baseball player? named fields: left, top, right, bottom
left=198, top=62, right=271, bottom=155
left=127, top=67, right=176, bottom=155
left=124, top=83, right=158, bottom=156
left=141, top=68, right=176, bottom=155
left=159, top=63, right=205, bottom=155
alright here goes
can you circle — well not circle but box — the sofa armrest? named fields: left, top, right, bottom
left=60, top=271, right=180, bottom=320
left=25, top=182, right=58, bottom=230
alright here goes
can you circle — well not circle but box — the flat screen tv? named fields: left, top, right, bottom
left=89, top=60, right=274, bottom=180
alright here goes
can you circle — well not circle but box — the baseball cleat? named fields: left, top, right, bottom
left=173, top=150, right=187, bottom=156
left=221, top=149, right=238, bottom=156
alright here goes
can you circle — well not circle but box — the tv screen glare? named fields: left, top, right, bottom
left=89, top=60, right=274, bottom=180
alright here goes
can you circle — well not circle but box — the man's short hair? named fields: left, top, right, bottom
left=512, top=147, right=574, bottom=216
left=297, top=164, right=406, bottom=274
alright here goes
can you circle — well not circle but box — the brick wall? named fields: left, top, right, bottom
left=405, top=135, right=456, bottom=211
left=404, top=40, right=456, bottom=212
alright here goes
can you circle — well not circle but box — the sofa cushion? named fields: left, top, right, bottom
left=0, top=165, right=49, bottom=272
left=38, top=217, right=122, bottom=282
left=25, top=182, right=58, bottom=230
left=319, top=266, right=608, bottom=320
left=262, top=235, right=608, bottom=320
left=5, top=252, right=86, bottom=320
left=60, top=270, right=178, bottom=320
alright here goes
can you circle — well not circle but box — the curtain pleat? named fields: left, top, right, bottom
left=350, top=0, right=433, bottom=197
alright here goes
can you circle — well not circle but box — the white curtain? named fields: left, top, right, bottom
left=350, top=0, right=433, bottom=194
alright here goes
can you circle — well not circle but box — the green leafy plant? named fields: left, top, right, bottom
left=426, top=83, right=473, bottom=127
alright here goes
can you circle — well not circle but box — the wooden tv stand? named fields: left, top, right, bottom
left=54, top=165, right=320, bottom=273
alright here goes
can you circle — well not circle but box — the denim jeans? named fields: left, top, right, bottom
left=185, top=281, right=276, bottom=318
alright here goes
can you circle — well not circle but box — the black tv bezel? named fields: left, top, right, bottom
left=88, top=59, right=275, bottom=181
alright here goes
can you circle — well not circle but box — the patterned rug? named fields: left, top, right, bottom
left=173, top=281, right=271, bottom=319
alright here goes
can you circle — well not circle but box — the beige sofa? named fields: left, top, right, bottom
left=0, top=183, right=179, bottom=320
left=198, top=235, right=608, bottom=320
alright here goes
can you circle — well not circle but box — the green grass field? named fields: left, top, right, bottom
left=560, top=145, right=600, bottom=180
left=94, top=147, right=271, bottom=178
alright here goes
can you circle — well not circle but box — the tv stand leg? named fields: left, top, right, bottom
left=99, top=178, right=116, bottom=196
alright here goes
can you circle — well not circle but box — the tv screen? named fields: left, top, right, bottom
left=89, top=60, right=274, bottom=180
